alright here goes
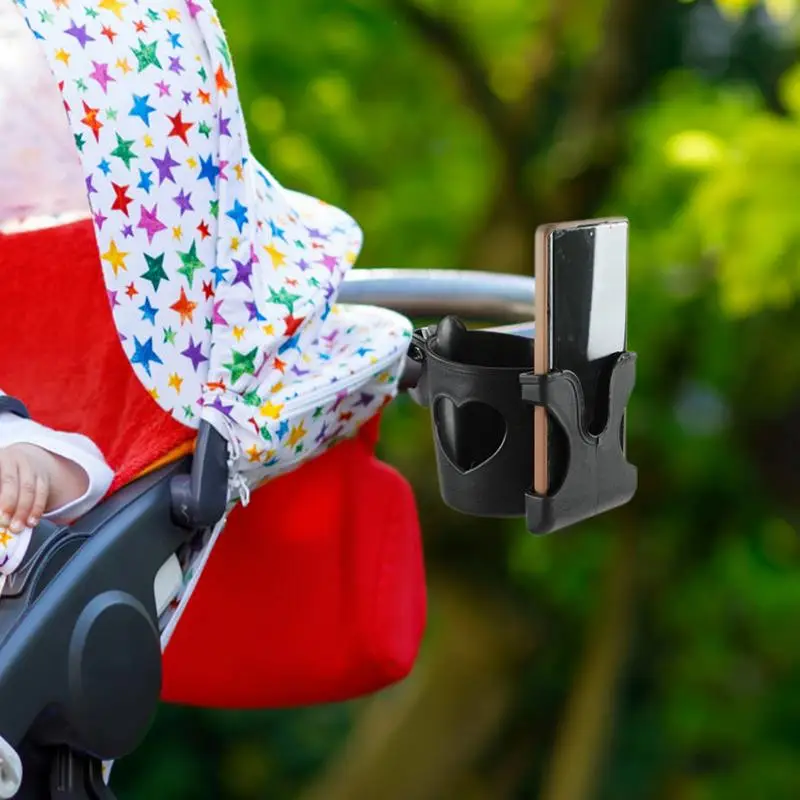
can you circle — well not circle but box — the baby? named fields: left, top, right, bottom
left=0, top=406, right=112, bottom=533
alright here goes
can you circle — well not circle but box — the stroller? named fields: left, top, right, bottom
left=0, top=1, right=637, bottom=796
left=0, top=263, right=641, bottom=799
left=0, top=265, right=547, bottom=799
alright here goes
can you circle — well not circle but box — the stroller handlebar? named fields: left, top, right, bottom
left=340, top=268, right=535, bottom=323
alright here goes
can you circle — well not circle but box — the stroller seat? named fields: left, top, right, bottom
left=0, top=216, right=425, bottom=796
left=0, top=208, right=426, bottom=686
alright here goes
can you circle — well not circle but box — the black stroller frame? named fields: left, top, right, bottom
left=0, top=269, right=636, bottom=799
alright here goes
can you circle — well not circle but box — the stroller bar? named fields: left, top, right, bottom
left=340, top=269, right=535, bottom=323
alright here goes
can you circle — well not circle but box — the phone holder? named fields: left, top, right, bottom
left=404, top=316, right=637, bottom=533
left=520, top=353, right=637, bottom=534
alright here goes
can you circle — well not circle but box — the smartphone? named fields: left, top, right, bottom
left=533, top=218, right=628, bottom=495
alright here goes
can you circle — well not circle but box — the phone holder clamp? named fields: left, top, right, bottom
left=520, top=353, right=638, bottom=534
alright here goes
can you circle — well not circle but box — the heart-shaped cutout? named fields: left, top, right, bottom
left=434, top=398, right=506, bottom=472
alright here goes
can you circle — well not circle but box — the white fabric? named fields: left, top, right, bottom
left=0, top=3, right=88, bottom=225
left=0, top=413, right=113, bottom=523
left=0, top=411, right=114, bottom=578
left=7, top=0, right=413, bottom=497
left=0, top=732, right=21, bottom=799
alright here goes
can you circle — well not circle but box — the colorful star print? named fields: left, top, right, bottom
left=8, top=0, right=412, bottom=485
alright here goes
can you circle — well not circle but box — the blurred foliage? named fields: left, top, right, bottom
left=112, top=0, right=800, bottom=798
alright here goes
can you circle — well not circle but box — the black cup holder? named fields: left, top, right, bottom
left=405, top=316, right=638, bottom=533
left=408, top=317, right=534, bottom=517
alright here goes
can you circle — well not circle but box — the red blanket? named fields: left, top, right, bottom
left=0, top=219, right=426, bottom=706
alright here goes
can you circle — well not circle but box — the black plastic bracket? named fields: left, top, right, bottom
left=0, top=460, right=197, bottom=799
left=170, top=420, right=230, bottom=530
left=521, top=352, right=638, bottom=534
left=0, top=418, right=230, bottom=797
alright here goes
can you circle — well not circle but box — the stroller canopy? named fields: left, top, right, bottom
left=4, top=0, right=411, bottom=486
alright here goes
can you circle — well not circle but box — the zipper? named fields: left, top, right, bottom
left=277, top=342, right=406, bottom=417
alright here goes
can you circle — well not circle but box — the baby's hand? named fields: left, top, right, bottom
left=0, top=443, right=54, bottom=532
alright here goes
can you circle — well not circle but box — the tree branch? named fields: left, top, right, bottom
left=388, top=0, right=579, bottom=161
left=537, top=0, right=678, bottom=220
left=387, top=0, right=516, bottom=149
left=513, top=1, right=579, bottom=127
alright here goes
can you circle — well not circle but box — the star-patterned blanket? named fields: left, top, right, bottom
left=9, top=0, right=412, bottom=491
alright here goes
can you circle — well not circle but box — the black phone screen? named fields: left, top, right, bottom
left=549, top=220, right=628, bottom=435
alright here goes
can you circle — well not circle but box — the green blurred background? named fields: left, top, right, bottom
left=115, top=0, right=800, bottom=797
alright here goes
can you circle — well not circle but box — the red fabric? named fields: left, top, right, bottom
left=162, top=415, right=426, bottom=708
left=1, top=218, right=426, bottom=707
left=0, top=219, right=193, bottom=491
